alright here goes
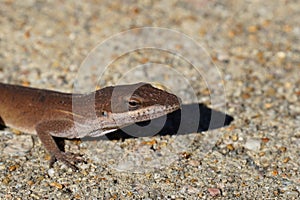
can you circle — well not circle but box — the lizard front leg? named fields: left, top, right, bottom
left=35, top=119, right=83, bottom=170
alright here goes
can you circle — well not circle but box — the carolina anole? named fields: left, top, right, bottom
left=0, top=82, right=181, bottom=170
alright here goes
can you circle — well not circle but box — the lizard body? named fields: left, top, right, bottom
left=0, top=82, right=181, bottom=169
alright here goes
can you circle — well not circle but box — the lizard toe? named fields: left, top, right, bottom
left=49, top=152, right=85, bottom=170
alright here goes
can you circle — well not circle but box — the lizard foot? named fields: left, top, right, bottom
left=49, top=152, right=85, bottom=171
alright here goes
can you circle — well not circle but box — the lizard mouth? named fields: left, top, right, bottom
left=87, top=103, right=181, bottom=137
left=111, top=103, right=181, bottom=127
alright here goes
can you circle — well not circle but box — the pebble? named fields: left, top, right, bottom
left=47, top=168, right=55, bottom=177
left=216, top=52, right=230, bottom=63
left=276, top=51, right=286, bottom=59
left=244, top=138, right=261, bottom=151
left=207, top=188, right=221, bottom=197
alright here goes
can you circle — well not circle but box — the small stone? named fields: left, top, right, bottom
left=262, top=19, right=271, bottom=27
left=208, top=187, right=221, bottom=197
left=50, top=182, right=63, bottom=189
left=276, top=51, right=286, bottom=59
left=261, top=137, right=270, bottom=143
left=187, top=185, right=199, bottom=194
left=69, top=32, right=76, bottom=40
left=45, top=29, right=54, bottom=37
left=259, top=152, right=265, bottom=156
left=264, top=103, right=273, bottom=109
left=265, top=88, right=276, bottom=96
left=272, top=169, right=278, bottom=176
left=226, top=144, right=234, bottom=151
left=47, top=168, right=55, bottom=177
left=30, top=193, right=40, bottom=199
left=141, top=139, right=157, bottom=145
left=242, top=93, right=251, bottom=99
left=279, top=147, right=287, bottom=152
left=244, top=138, right=261, bottom=151
left=283, top=25, right=292, bottom=32
left=0, top=164, right=5, bottom=170
left=8, top=165, right=19, bottom=171
left=248, top=25, right=259, bottom=33
left=284, top=82, right=292, bottom=89
left=283, top=157, right=290, bottom=163
left=24, top=30, right=31, bottom=39
left=217, top=53, right=230, bottom=63
left=256, top=51, right=265, bottom=63
left=231, top=135, right=238, bottom=141
left=181, top=152, right=192, bottom=159
left=27, top=180, right=34, bottom=186
left=2, top=177, right=10, bottom=185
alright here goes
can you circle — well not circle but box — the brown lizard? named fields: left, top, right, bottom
left=0, top=82, right=181, bottom=170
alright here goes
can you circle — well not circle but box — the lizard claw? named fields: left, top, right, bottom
left=49, top=152, right=85, bottom=171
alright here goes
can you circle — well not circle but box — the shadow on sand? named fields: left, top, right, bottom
left=104, top=103, right=234, bottom=140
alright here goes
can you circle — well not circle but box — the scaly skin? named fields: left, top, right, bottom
left=0, top=82, right=181, bottom=170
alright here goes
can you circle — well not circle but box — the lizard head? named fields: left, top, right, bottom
left=95, top=82, right=181, bottom=126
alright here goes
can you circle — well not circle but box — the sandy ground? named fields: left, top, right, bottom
left=0, top=1, right=299, bottom=199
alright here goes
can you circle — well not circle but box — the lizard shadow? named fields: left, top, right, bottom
left=95, top=103, right=234, bottom=141
left=0, top=117, right=5, bottom=130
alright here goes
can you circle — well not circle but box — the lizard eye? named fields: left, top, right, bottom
left=128, top=99, right=141, bottom=109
